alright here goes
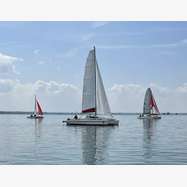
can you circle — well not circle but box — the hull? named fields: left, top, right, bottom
left=27, top=115, right=44, bottom=119
left=138, top=115, right=161, bottom=120
left=63, top=118, right=119, bottom=126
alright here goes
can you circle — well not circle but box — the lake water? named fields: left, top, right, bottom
left=0, top=114, right=187, bottom=165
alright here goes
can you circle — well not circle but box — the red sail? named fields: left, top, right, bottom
left=149, top=93, right=160, bottom=114
left=36, top=100, right=43, bottom=115
left=82, top=107, right=96, bottom=113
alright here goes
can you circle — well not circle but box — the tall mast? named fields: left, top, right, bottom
left=34, top=95, right=36, bottom=114
left=94, top=46, right=97, bottom=116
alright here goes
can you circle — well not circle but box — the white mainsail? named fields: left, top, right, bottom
left=82, top=47, right=111, bottom=117
left=143, top=88, right=160, bottom=114
left=82, top=49, right=96, bottom=113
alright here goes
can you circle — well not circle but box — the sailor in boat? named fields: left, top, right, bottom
left=74, top=114, right=78, bottom=120
left=139, top=113, right=143, bottom=118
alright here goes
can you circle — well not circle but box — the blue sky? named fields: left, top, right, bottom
left=1, top=21, right=187, bottom=112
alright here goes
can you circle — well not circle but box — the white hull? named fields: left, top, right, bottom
left=27, top=115, right=44, bottom=119
left=138, top=115, right=161, bottom=120
left=63, top=117, right=119, bottom=126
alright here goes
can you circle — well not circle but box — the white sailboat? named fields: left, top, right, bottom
left=27, top=96, right=44, bottom=119
left=138, top=88, right=161, bottom=119
left=63, top=47, right=119, bottom=126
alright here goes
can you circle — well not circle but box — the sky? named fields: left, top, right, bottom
left=0, top=21, right=187, bottom=112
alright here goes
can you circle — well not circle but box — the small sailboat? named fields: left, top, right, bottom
left=63, top=47, right=119, bottom=126
left=138, top=88, right=161, bottom=119
left=27, top=96, right=44, bottom=119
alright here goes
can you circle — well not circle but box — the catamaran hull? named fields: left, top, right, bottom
left=27, top=115, right=44, bottom=119
left=63, top=118, right=119, bottom=126
left=137, top=115, right=161, bottom=119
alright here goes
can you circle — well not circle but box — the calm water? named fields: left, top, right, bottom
left=0, top=114, right=187, bottom=164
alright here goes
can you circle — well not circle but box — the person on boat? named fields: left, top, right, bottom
left=74, top=114, right=78, bottom=120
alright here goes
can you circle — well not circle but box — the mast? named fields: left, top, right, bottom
left=34, top=95, right=37, bottom=114
left=93, top=46, right=97, bottom=116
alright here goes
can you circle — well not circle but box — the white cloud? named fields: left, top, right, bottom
left=0, top=79, right=81, bottom=112
left=38, top=61, right=46, bottom=65
left=33, top=80, right=80, bottom=95
left=108, top=83, right=187, bottom=113
left=0, top=53, right=23, bottom=74
left=0, top=79, right=17, bottom=93
left=33, top=49, right=40, bottom=55
left=97, top=39, right=187, bottom=50
left=176, top=83, right=187, bottom=93
left=62, top=48, right=79, bottom=58
left=109, top=84, right=145, bottom=112
left=91, top=21, right=109, bottom=28
left=1, top=79, right=187, bottom=113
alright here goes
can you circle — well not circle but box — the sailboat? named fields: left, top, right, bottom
left=63, top=47, right=119, bottom=126
left=27, top=96, right=44, bottom=119
left=138, top=88, right=161, bottom=119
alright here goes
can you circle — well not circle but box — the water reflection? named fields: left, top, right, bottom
left=81, top=126, right=113, bottom=165
left=143, top=119, right=157, bottom=162
left=34, top=118, right=43, bottom=162
left=34, top=118, right=43, bottom=138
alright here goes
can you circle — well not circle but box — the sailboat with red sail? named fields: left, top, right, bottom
left=138, top=88, right=161, bottom=119
left=27, top=96, right=44, bottom=119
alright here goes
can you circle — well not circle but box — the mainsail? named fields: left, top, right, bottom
left=82, top=47, right=111, bottom=117
left=143, top=88, right=160, bottom=114
left=82, top=49, right=96, bottom=113
left=36, top=99, right=43, bottom=115
left=34, top=96, right=43, bottom=115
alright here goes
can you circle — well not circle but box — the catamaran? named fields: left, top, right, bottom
left=63, top=47, right=119, bottom=126
left=27, top=96, right=44, bottom=119
left=138, top=88, right=161, bottom=119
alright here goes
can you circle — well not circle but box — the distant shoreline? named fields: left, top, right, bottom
left=0, top=111, right=187, bottom=115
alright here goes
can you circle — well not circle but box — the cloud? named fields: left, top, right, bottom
left=0, top=79, right=17, bottom=93
left=91, top=21, right=109, bottom=29
left=97, top=39, right=187, bottom=50
left=176, top=83, right=187, bottom=93
left=38, top=61, right=46, bottom=65
left=0, top=79, right=81, bottom=112
left=33, top=80, right=80, bottom=95
left=33, top=49, right=40, bottom=55
left=0, top=53, right=23, bottom=74
left=1, top=79, right=187, bottom=113
left=108, top=83, right=187, bottom=113
left=62, top=48, right=79, bottom=58
left=108, top=84, right=145, bottom=112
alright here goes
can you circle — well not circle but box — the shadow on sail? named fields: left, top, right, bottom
left=81, top=126, right=114, bottom=164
